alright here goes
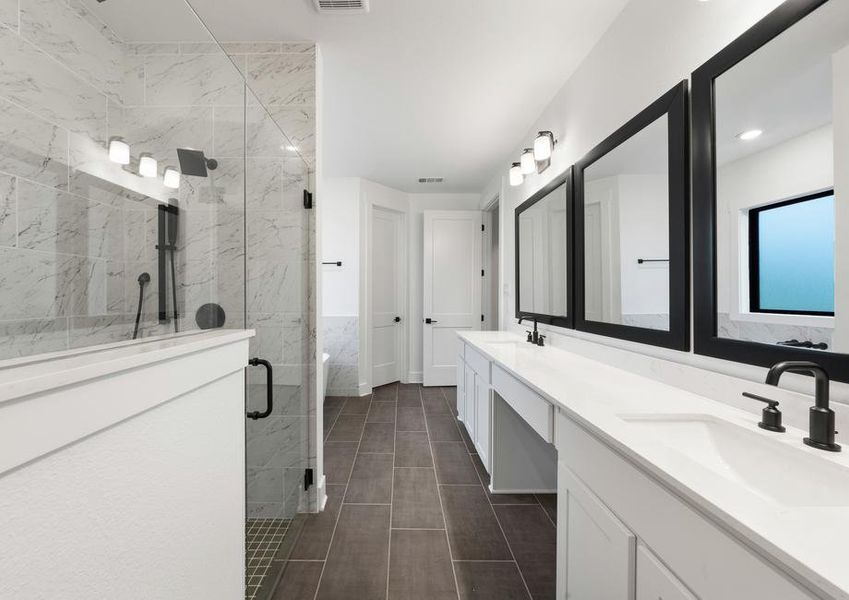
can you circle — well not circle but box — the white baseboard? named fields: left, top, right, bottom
left=408, top=371, right=422, bottom=383
left=358, top=381, right=371, bottom=396
left=317, top=475, right=327, bottom=511
left=326, top=387, right=359, bottom=397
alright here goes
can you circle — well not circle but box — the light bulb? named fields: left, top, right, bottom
left=533, top=131, right=554, bottom=161
left=163, top=166, right=180, bottom=189
left=108, top=137, right=130, bottom=165
left=737, top=129, right=763, bottom=141
left=509, top=163, right=523, bottom=187
left=520, top=149, right=535, bottom=175
left=139, top=153, right=158, bottom=178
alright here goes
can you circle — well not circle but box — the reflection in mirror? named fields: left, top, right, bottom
left=714, top=0, right=849, bottom=353
left=517, top=180, right=569, bottom=319
left=583, top=116, right=669, bottom=331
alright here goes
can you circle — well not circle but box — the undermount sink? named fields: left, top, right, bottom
left=619, top=413, right=849, bottom=507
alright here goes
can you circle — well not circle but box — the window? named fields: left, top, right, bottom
left=748, top=190, right=835, bottom=316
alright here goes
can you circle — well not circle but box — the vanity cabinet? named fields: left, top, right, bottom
left=636, top=543, right=697, bottom=600
left=457, top=346, right=492, bottom=472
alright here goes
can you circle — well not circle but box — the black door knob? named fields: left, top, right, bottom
left=394, top=316, right=401, bottom=323
left=425, top=318, right=438, bottom=324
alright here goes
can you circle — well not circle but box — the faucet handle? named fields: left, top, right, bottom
left=526, top=330, right=533, bottom=342
left=742, top=392, right=786, bottom=433
left=537, top=335, right=546, bottom=347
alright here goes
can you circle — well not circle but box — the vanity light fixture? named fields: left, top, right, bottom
left=533, top=131, right=556, bottom=161
left=108, top=137, right=130, bottom=165
left=509, top=162, right=523, bottom=187
left=737, top=129, right=763, bottom=141
left=520, top=148, right=536, bottom=175
left=163, top=166, right=180, bottom=189
left=139, top=153, right=158, bottom=178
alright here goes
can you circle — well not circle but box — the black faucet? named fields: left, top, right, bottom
left=518, top=315, right=544, bottom=346
left=764, top=361, right=841, bottom=452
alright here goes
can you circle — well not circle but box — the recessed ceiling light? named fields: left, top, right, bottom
left=737, top=129, right=763, bottom=141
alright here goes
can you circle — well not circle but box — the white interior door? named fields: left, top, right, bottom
left=423, top=210, right=482, bottom=386
left=372, top=207, right=403, bottom=387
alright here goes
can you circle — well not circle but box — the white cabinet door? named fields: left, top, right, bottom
left=474, top=374, right=490, bottom=469
left=456, top=358, right=466, bottom=422
left=636, top=543, right=696, bottom=600
left=464, top=364, right=476, bottom=441
left=558, top=463, right=636, bottom=600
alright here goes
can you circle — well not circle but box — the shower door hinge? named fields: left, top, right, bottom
left=303, top=190, right=314, bottom=209
left=481, top=269, right=485, bottom=277
left=304, top=468, right=314, bottom=491
left=481, top=224, right=485, bottom=232
left=481, top=314, right=484, bottom=322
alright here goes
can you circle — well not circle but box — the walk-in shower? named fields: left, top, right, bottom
left=0, top=0, right=317, bottom=598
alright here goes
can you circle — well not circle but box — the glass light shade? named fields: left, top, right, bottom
left=108, top=137, right=130, bottom=165
left=520, top=149, right=535, bottom=175
left=139, top=153, right=157, bottom=178
left=163, top=166, right=180, bottom=189
left=509, top=163, right=523, bottom=187
left=533, top=132, right=553, bottom=161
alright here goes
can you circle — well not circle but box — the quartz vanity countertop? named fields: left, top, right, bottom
left=0, top=329, right=255, bottom=404
left=459, top=330, right=849, bottom=600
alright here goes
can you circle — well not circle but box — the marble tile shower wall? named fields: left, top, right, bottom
left=0, top=0, right=253, bottom=358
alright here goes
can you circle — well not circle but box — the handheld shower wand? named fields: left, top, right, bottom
left=132, top=272, right=151, bottom=340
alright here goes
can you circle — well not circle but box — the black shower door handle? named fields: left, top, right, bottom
left=247, top=357, right=273, bottom=420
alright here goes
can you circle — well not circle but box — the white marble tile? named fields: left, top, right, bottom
left=108, top=104, right=214, bottom=166
left=19, top=0, right=124, bottom=102
left=267, top=105, right=315, bottom=163
left=280, top=43, right=315, bottom=55
left=144, top=53, right=245, bottom=107
left=17, top=179, right=123, bottom=260
left=246, top=466, right=283, bottom=502
left=222, top=42, right=282, bottom=55
left=68, top=313, right=136, bottom=348
left=323, top=316, right=359, bottom=367
left=247, top=416, right=307, bottom=470
left=0, top=97, right=69, bottom=188
left=0, top=317, right=68, bottom=359
left=126, top=42, right=179, bottom=55
left=0, top=27, right=107, bottom=140
left=0, top=0, right=16, bottom=32
left=179, top=42, right=223, bottom=55
left=178, top=156, right=242, bottom=209
left=0, top=173, right=15, bottom=247
left=246, top=53, right=315, bottom=107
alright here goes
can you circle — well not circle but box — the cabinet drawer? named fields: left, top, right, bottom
left=637, top=543, right=695, bottom=600
left=491, top=364, right=553, bottom=443
left=464, top=345, right=490, bottom=383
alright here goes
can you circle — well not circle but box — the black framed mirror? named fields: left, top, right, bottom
left=573, top=81, right=690, bottom=351
left=514, top=168, right=573, bottom=328
left=692, top=0, right=849, bottom=381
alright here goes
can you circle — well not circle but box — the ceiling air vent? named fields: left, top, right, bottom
left=313, top=0, right=369, bottom=14
left=418, top=177, right=444, bottom=184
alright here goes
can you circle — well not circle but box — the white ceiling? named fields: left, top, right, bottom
left=93, top=0, right=629, bottom=192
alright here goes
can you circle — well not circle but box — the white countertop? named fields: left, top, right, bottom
left=0, top=329, right=255, bottom=405
left=459, top=330, right=849, bottom=600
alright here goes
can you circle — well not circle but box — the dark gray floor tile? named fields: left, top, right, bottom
left=422, top=391, right=451, bottom=415
left=397, top=386, right=422, bottom=407
left=367, top=401, right=396, bottom=423
left=392, top=468, right=443, bottom=529
left=290, top=485, right=345, bottom=560
left=432, top=442, right=479, bottom=484
left=388, top=530, right=457, bottom=600
left=326, top=414, right=366, bottom=442
left=272, top=561, right=324, bottom=600
left=457, top=420, right=475, bottom=453
left=454, top=561, right=531, bottom=600
left=493, top=505, right=556, bottom=600
left=395, top=431, right=433, bottom=467
left=471, top=453, right=539, bottom=504
left=317, top=504, right=390, bottom=600
left=440, top=485, right=511, bottom=560
left=341, top=396, right=372, bottom=415
left=397, top=406, right=426, bottom=431
left=426, top=413, right=462, bottom=441
left=324, top=442, right=358, bottom=484
left=440, top=387, right=458, bottom=417
left=536, top=494, right=557, bottom=525
left=373, top=382, right=398, bottom=401
left=359, top=422, right=396, bottom=454
left=345, top=453, right=394, bottom=504
left=324, top=398, right=345, bottom=438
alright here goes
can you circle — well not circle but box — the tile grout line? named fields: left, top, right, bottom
left=427, top=386, right=463, bottom=600
left=535, top=493, right=557, bottom=529
left=323, top=398, right=345, bottom=443
left=311, top=393, right=373, bottom=600
left=443, top=386, right=535, bottom=600
left=385, top=383, right=399, bottom=600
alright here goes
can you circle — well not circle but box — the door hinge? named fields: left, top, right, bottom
left=481, top=224, right=485, bottom=232
left=304, top=467, right=314, bottom=491
left=481, top=269, right=485, bottom=277
left=303, top=190, right=314, bottom=209
left=481, top=314, right=484, bottom=322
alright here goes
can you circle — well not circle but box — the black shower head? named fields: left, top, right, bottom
left=176, top=148, right=218, bottom=177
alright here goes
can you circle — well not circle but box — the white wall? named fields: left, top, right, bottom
left=320, top=178, right=480, bottom=393
left=477, top=0, right=849, bottom=402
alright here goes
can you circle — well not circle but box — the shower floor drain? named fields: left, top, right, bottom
left=245, top=518, right=292, bottom=600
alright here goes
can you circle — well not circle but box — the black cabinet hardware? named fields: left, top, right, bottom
left=425, top=318, right=438, bottom=324
left=322, top=261, right=342, bottom=266
left=636, top=258, right=669, bottom=264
